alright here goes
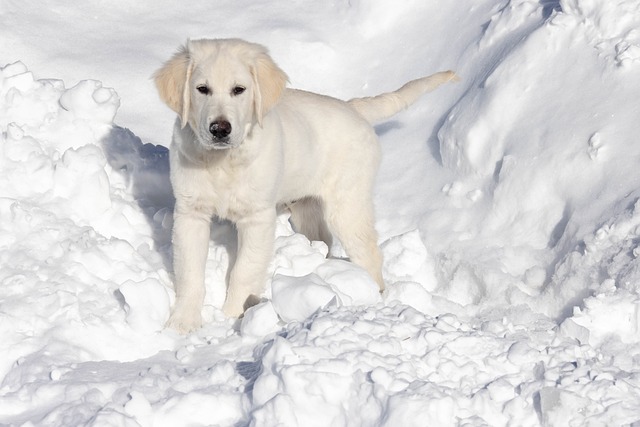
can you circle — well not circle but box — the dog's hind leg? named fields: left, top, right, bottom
left=323, top=193, right=384, bottom=291
left=288, top=197, right=333, bottom=249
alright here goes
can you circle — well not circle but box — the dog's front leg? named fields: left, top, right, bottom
left=223, top=209, right=276, bottom=317
left=166, top=209, right=211, bottom=333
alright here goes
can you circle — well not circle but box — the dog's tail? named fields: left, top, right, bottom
left=348, top=71, right=458, bottom=124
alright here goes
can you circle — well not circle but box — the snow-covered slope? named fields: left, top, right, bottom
left=2, top=0, right=640, bottom=425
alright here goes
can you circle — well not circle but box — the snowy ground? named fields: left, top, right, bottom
left=2, top=0, right=640, bottom=425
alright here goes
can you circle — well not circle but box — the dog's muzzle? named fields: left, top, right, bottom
left=209, top=119, right=232, bottom=145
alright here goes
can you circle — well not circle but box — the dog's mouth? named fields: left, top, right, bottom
left=198, top=135, right=238, bottom=150
left=209, top=137, right=232, bottom=149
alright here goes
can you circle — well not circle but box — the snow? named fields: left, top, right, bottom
left=2, top=0, right=640, bottom=425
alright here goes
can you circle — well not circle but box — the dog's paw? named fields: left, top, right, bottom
left=222, top=294, right=260, bottom=318
left=222, top=300, right=244, bottom=318
left=165, top=308, right=202, bottom=334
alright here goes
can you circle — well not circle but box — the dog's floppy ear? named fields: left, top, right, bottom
left=251, top=50, right=288, bottom=126
left=154, top=44, right=193, bottom=128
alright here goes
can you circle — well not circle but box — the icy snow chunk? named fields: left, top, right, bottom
left=271, top=253, right=380, bottom=323
left=568, top=290, right=640, bottom=346
left=315, top=259, right=381, bottom=306
left=0, top=62, right=34, bottom=93
left=558, top=317, right=590, bottom=345
left=240, top=301, right=281, bottom=338
left=1, top=61, right=28, bottom=79
left=59, top=79, right=120, bottom=123
left=271, top=274, right=337, bottom=322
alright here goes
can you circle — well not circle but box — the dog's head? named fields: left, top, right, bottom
left=154, top=38, right=288, bottom=150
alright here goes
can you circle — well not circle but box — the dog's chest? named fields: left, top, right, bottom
left=188, top=165, right=270, bottom=221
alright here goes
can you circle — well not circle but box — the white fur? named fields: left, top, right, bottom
left=154, top=38, right=456, bottom=333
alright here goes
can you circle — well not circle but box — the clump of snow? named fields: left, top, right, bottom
left=271, top=273, right=338, bottom=323
left=240, top=301, right=280, bottom=338
left=3, top=0, right=640, bottom=425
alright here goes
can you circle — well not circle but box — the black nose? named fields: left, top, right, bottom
left=209, top=120, right=232, bottom=139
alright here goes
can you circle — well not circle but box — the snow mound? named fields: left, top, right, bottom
left=560, top=0, right=640, bottom=67
left=247, top=303, right=640, bottom=426
left=0, top=62, right=175, bottom=383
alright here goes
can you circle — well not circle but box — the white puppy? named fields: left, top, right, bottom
left=154, top=38, right=455, bottom=333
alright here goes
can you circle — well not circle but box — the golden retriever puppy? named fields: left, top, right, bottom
left=154, top=38, right=455, bottom=333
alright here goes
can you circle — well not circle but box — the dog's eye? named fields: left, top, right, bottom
left=196, top=85, right=209, bottom=95
left=232, top=86, right=246, bottom=96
